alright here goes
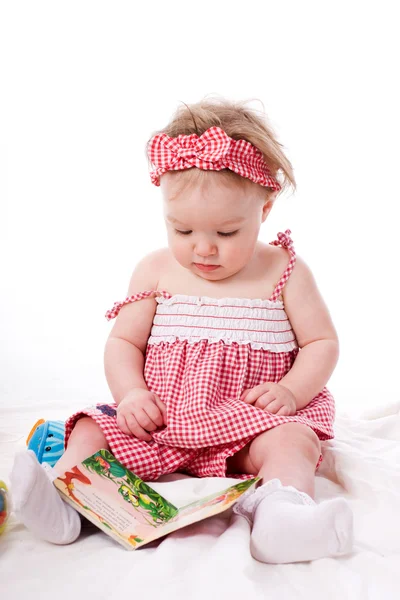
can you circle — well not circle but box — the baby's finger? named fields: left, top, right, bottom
left=260, top=399, right=281, bottom=413
left=135, top=408, right=158, bottom=433
left=144, top=399, right=164, bottom=428
left=243, top=383, right=271, bottom=404
left=116, top=413, right=131, bottom=436
left=125, top=413, right=152, bottom=441
left=254, top=392, right=275, bottom=410
left=240, top=389, right=251, bottom=401
left=154, top=395, right=168, bottom=425
left=276, top=406, right=291, bottom=416
left=241, top=389, right=259, bottom=404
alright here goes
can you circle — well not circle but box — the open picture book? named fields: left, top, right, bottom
left=53, top=449, right=259, bottom=550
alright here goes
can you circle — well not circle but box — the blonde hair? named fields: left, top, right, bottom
left=146, top=96, right=296, bottom=200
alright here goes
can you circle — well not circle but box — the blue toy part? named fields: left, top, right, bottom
left=0, top=480, right=9, bottom=535
left=26, top=419, right=65, bottom=467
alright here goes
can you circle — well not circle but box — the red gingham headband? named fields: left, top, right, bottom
left=148, top=126, right=281, bottom=191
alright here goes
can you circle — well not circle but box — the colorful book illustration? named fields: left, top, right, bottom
left=53, top=449, right=259, bottom=550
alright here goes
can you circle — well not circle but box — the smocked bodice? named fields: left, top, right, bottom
left=147, top=294, right=298, bottom=352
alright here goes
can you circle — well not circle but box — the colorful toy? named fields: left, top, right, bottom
left=26, top=419, right=65, bottom=467
left=0, top=480, right=9, bottom=535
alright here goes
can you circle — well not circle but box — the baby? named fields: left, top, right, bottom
left=11, top=97, right=354, bottom=563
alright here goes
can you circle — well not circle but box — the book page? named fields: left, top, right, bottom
left=148, top=474, right=255, bottom=508
left=135, top=478, right=259, bottom=547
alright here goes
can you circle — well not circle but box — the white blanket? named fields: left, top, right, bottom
left=1, top=401, right=400, bottom=600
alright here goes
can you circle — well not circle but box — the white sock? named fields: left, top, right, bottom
left=234, top=478, right=354, bottom=564
left=10, top=450, right=81, bottom=545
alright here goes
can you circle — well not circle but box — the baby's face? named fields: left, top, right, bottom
left=161, top=171, right=274, bottom=281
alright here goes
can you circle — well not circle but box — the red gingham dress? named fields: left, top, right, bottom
left=65, top=231, right=335, bottom=481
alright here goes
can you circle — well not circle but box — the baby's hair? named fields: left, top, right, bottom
left=146, top=95, right=296, bottom=200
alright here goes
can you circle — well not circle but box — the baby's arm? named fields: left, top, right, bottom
left=279, top=256, right=339, bottom=410
left=104, top=249, right=165, bottom=404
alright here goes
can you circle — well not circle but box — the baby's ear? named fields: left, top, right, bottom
left=261, top=191, right=277, bottom=221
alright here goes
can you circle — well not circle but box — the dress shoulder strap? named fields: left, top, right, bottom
left=268, top=229, right=297, bottom=301
left=105, top=290, right=172, bottom=321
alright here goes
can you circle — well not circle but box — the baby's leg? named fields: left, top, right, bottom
left=10, top=417, right=108, bottom=544
left=232, top=423, right=354, bottom=563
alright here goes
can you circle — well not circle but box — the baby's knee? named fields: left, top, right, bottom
left=280, top=424, right=321, bottom=463
left=251, top=423, right=321, bottom=464
left=70, top=416, right=107, bottom=446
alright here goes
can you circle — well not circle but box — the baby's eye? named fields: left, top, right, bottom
left=218, top=230, right=238, bottom=237
left=175, top=230, right=238, bottom=237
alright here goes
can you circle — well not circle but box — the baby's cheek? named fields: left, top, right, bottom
left=172, top=240, right=191, bottom=267
left=228, top=243, right=252, bottom=266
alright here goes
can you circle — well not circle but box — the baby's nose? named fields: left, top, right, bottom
left=195, top=240, right=217, bottom=257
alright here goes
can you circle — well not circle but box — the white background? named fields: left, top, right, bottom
left=1, top=1, right=399, bottom=417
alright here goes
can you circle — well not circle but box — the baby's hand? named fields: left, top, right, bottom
left=240, top=382, right=297, bottom=416
left=116, top=388, right=167, bottom=441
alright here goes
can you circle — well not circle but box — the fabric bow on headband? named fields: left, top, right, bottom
left=148, top=126, right=281, bottom=191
